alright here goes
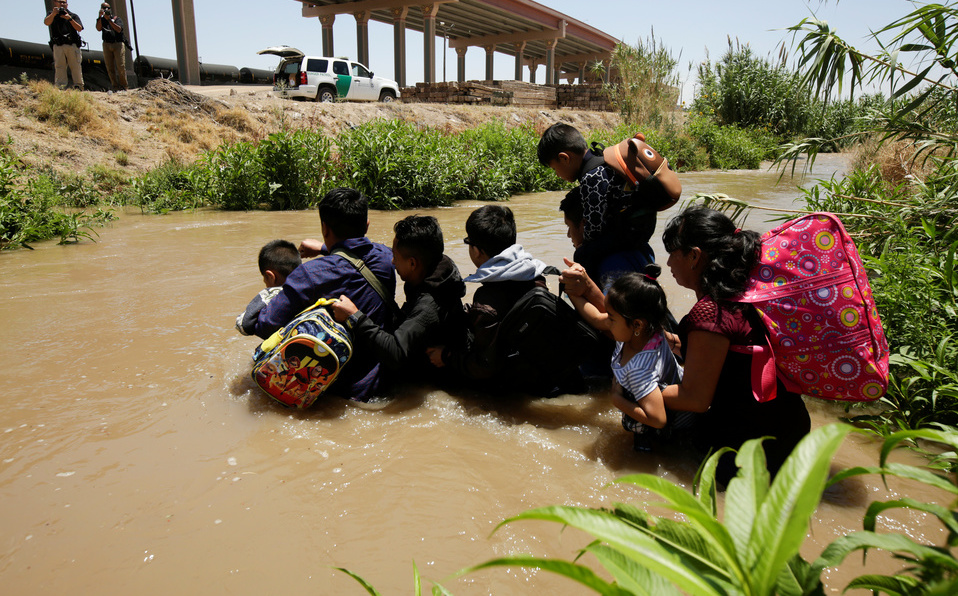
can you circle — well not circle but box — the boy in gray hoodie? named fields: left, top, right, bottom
left=427, top=205, right=558, bottom=384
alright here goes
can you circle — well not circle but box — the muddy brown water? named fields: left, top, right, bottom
left=0, top=154, right=949, bottom=594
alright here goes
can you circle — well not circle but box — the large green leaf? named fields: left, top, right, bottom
left=489, top=506, right=727, bottom=595
left=619, top=512, right=728, bottom=578
left=614, top=474, right=744, bottom=584
left=723, top=437, right=770, bottom=556
left=745, top=424, right=853, bottom=594
left=880, top=428, right=958, bottom=464
left=460, top=555, right=632, bottom=596
left=880, top=462, right=958, bottom=496
left=587, top=543, right=684, bottom=596
left=845, top=573, right=920, bottom=595
left=863, top=498, right=958, bottom=536
left=814, top=531, right=958, bottom=571
left=692, top=446, right=731, bottom=516
left=775, top=554, right=825, bottom=596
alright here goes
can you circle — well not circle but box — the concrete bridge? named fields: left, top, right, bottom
left=44, top=0, right=618, bottom=88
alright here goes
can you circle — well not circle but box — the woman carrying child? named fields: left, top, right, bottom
left=565, top=262, right=694, bottom=452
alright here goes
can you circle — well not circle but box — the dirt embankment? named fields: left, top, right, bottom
left=0, top=79, right=623, bottom=178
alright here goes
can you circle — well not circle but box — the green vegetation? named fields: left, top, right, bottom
left=688, top=41, right=880, bottom=168
left=117, top=120, right=564, bottom=213
left=463, top=425, right=958, bottom=595
left=0, top=141, right=113, bottom=249
left=777, top=1, right=958, bottom=432
left=28, top=82, right=100, bottom=132
left=601, top=34, right=681, bottom=130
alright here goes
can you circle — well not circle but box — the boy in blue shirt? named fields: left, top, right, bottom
left=255, top=187, right=395, bottom=401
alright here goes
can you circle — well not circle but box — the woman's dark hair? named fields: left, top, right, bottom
left=662, top=205, right=761, bottom=301
left=606, top=264, right=670, bottom=334
left=465, top=205, right=516, bottom=258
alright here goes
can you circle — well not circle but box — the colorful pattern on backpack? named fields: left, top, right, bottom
left=251, top=299, right=352, bottom=408
left=739, top=213, right=889, bottom=401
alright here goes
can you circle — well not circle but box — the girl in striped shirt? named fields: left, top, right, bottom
left=567, top=264, right=690, bottom=451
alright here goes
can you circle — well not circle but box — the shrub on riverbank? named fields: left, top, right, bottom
left=802, top=162, right=958, bottom=430
left=0, top=141, right=112, bottom=249
left=118, top=120, right=565, bottom=212
left=782, top=2, right=958, bottom=431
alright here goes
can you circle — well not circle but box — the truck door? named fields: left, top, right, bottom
left=350, top=63, right=376, bottom=100
left=332, top=60, right=351, bottom=98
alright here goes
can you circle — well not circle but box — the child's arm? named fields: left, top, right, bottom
left=568, top=292, right=611, bottom=333
left=235, top=288, right=281, bottom=336
left=560, top=257, right=607, bottom=324
left=613, top=383, right=668, bottom=429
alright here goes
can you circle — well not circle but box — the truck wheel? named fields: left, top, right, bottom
left=317, top=86, right=336, bottom=103
left=379, top=90, right=396, bottom=103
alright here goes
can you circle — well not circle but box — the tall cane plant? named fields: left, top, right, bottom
left=780, top=2, right=958, bottom=166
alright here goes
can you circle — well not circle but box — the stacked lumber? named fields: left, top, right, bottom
left=401, top=80, right=555, bottom=107
left=400, top=80, right=614, bottom=112
left=555, top=83, right=613, bottom=111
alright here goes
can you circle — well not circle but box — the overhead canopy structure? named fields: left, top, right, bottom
left=295, top=0, right=619, bottom=86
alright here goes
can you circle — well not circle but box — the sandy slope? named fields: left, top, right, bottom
left=0, top=80, right=622, bottom=178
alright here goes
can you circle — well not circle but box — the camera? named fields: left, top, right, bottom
left=58, top=7, right=67, bottom=15
left=102, top=8, right=111, bottom=15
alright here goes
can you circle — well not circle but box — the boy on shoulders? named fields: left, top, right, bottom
left=330, top=215, right=466, bottom=383
left=539, top=123, right=673, bottom=289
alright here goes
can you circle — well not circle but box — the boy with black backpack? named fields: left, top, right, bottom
left=426, top=205, right=595, bottom=396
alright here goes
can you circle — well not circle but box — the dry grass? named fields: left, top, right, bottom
left=216, top=106, right=262, bottom=137
left=851, top=136, right=941, bottom=183
left=24, top=80, right=135, bottom=155
left=28, top=80, right=102, bottom=132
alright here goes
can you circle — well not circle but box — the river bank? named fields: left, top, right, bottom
left=0, top=80, right=623, bottom=178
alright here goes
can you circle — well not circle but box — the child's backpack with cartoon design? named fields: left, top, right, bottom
left=739, top=213, right=889, bottom=401
left=251, top=298, right=352, bottom=408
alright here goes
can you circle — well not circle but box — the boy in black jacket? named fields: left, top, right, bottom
left=331, top=215, right=466, bottom=383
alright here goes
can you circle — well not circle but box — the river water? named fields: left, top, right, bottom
left=0, top=154, right=948, bottom=594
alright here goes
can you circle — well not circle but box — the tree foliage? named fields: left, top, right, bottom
left=782, top=1, right=958, bottom=165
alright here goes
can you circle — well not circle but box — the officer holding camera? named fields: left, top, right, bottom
left=43, top=0, right=84, bottom=89
left=96, top=3, right=128, bottom=91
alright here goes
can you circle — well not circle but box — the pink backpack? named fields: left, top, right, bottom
left=738, top=213, right=889, bottom=402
